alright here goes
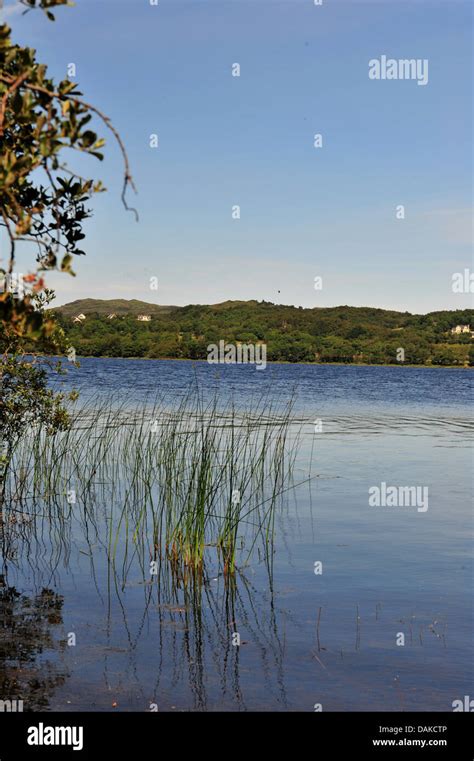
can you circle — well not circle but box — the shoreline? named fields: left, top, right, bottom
left=40, top=354, right=472, bottom=370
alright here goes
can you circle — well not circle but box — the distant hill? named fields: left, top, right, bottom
left=54, top=299, right=176, bottom=318
left=52, top=299, right=474, bottom=366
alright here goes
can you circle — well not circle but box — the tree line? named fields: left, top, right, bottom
left=55, top=302, right=474, bottom=366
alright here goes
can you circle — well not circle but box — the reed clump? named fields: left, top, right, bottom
left=1, top=386, right=307, bottom=577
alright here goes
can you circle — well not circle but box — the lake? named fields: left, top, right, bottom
left=1, top=360, right=472, bottom=711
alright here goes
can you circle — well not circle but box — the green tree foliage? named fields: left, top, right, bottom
left=0, top=0, right=135, bottom=343
left=0, top=354, right=71, bottom=492
left=0, top=0, right=134, bottom=472
left=56, top=301, right=474, bottom=367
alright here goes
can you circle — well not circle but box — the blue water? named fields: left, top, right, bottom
left=54, top=358, right=473, bottom=414
left=3, top=360, right=473, bottom=711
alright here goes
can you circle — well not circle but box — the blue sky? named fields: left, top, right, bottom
left=3, top=0, right=473, bottom=312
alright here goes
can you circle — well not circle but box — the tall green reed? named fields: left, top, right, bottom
left=1, top=385, right=308, bottom=580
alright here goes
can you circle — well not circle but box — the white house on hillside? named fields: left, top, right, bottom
left=72, top=313, right=86, bottom=323
left=451, top=324, right=471, bottom=334
left=137, top=314, right=151, bottom=322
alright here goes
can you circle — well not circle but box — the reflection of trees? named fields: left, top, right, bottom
left=0, top=581, right=69, bottom=711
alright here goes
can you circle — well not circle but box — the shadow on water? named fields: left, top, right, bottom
left=0, top=579, right=69, bottom=711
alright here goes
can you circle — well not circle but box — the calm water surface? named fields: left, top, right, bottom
left=2, top=361, right=472, bottom=711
